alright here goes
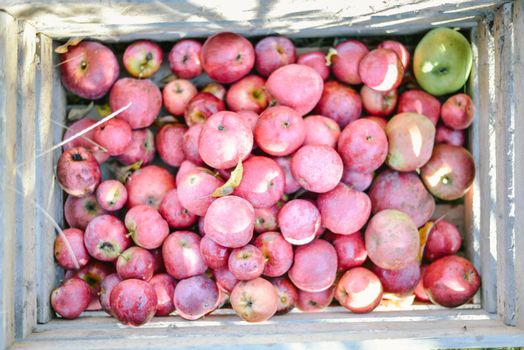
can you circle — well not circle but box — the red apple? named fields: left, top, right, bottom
left=204, top=196, right=255, bottom=248
left=213, top=267, right=239, bottom=294
left=359, top=48, right=404, bottom=92
left=340, top=168, right=373, bottom=192
left=397, top=90, right=441, bottom=125
left=201, top=82, right=227, bottom=101
left=235, top=156, right=285, bottom=209
left=424, top=219, right=462, bottom=262
left=149, top=273, right=177, bottom=316
left=297, top=51, right=329, bottom=80
left=54, top=228, right=90, bottom=270
left=254, top=206, right=279, bottom=234
left=271, top=277, right=298, bottom=314
left=237, top=110, right=259, bottom=131
left=436, top=124, right=466, bottom=146
left=372, top=261, right=421, bottom=294
left=424, top=255, right=480, bottom=307
left=291, top=145, right=343, bottom=193
left=199, top=111, right=253, bottom=169
left=365, top=209, right=419, bottom=270
left=360, top=85, right=398, bottom=117
left=62, top=117, right=109, bottom=164
left=123, top=40, right=163, bottom=78
left=274, top=156, right=301, bottom=194
left=254, top=231, right=293, bottom=277
left=200, top=235, right=231, bottom=270
left=168, top=39, right=202, bottom=79
left=317, top=183, right=371, bottom=234
left=163, top=79, right=197, bottom=116
left=303, top=115, right=341, bottom=148
left=96, top=180, right=127, bottom=212
left=93, top=118, right=132, bottom=156
left=255, top=36, right=296, bottom=77
left=201, top=32, right=255, bottom=83
left=335, top=267, right=383, bottom=313
left=368, top=169, right=435, bottom=228
left=184, top=92, right=225, bottom=126
left=296, top=286, right=334, bottom=312
left=99, top=273, right=122, bottom=316
left=337, top=118, right=388, bottom=173
left=330, top=39, right=369, bottom=85
left=51, top=278, right=91, bottom=319
left=110, top=279, right=157, bottom=326
left=226, top=75, right=270, bottom=113
left=363, top=116, right=387, bottom=130
left=74, top=260, right=115, bottom=297
left=441, top=93, right=475, bottom=130
left=57, top=147, right=101, bottom=197
left=266, top=64, right=324, bottom=116
left=230, top=278, right=278, bottom=322
left=182, top=124, right=204, bottom=165
left=156, top=123, right=186, bottom=167
left=64, top=194, right=105, bottom=230
left=125, top=165, right=176, bottom=209
left=315, top=81, right=362, bottom=128
left=59, top=41, right=119, bottom=100
left=420, top=144, right=475, bottom=201
left=125, top=204, right=169, bottom=249
left=116, top=246, right=155, bottom=281
left=174, top=274, right=219, bottom=320
left=110, top=77, right=162, bottom=129
left=159, top=188, right=198, bottom=229
left=255, top=106, right=306, bottom=156
left=333, top=232, right=367, bottom=270
left=84, top=214, right=130, bottom=262
left=116, top=128, right=156, bottom=166
left=278, top=199, right=321, bottom=245
left=177, top=168, right=224, bottom=216
left=228, top=244, right=265, bottom=280
left=289, top=239, right=337, bottom=292
left=414, top=265, right=430, bottom=302
left=378, top=40, right=410, bottom=69
left=162, top=231, right=207, bottom=280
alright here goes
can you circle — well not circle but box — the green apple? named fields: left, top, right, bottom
left=413, top=27, right=472, bottom=96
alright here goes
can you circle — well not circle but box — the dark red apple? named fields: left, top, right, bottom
left=424, top=219, right=462, bottom=262
left=371, top=261, right=421, bottom=294
left=332, top=232, right=367, bottom=270
left=110, top=279, right=157, bottom=326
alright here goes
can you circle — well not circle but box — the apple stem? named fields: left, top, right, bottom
left=2, top=176, right=80, bottom=270
left=16, top=102, right=132, bottom=170
left=50, top=119, right=108, bottom=152
left=53, top=54, right=84, bottom=67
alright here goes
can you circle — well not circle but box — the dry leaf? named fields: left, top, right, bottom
left=381, top=293, right=416, bottom=308
left=109, top=160, right=143, bottom=183
left=211, top=160, right=243, bottom=197
left=96, top=104, right=112, bottom=118
left=325, top=47, right=338, bottom=66
left=418, top=221, right=434, bottom=261
left=67, top=102, right=94, bottom=121
left=55, top=37, right=84, bottom=54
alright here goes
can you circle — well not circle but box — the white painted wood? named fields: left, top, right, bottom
left=10, top=310, right=524, bottom=350
left=471, top=18, right=499, bottom=314
left=0, top=11, right=19, bottom=350
left=14, top=20, right=39, bottom=340
left=1, top=0, right=504, bottom=40
left=35, top=33, right=65, bottom=324
left=493, top=3, right=518, bottom=327
left=512, top=0, right=524, bottom=330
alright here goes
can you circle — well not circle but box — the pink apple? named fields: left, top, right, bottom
left=436, top=124, right=466, bottom=146
left=237, top=110, right=259, bottom=131
left=335, top=267, right=383, bottom=313
left=274, top=156, right=301, bottom=194
left=372, top=261, right=421, bottom=294
left=254, top=231, right=293, bottom=277
left=226, top=75, right=270, bottom=113
left=297, top=51, right=329, bottom=80
left=378, top=40, right=410, bottom=69
left=360, top=85, right=398, bottom=117
left=200, top=235, right=231, bottom=270
left=54, top=228, right=90, bottom=270
left=266, top=64, right=324, bottom=116
left=51, top=278, right=91, bottom=319
left=291, top=145, right=343, bottom=193
left=123, top=40, right=163, bottom=78
left=57, top=147, right=101, bottom=197
left=84, top=215, right=131, bottom=262
left=201, top=32, right=255, bottom=83
left=441, top=93, right=475, bottom=130
left=162, top=231, right=207, bottom=280
left=59, top=41, right=119, bottom=100
left=116, top=128, right=156, bottom=166
left=184, top=92, right=225, bottom=126
left=213, top=267, right=239, bottom=294
left=182, top=124, right=204, bottom=165
left=125, top=205, right=169, bottom=249
left=278, top=199, right=321, bottom=245
left=254, top=206, right=279, bottom=233
left=397, top=90, right=441, bottom=125
left=159, top=189, right=198, bottom=229
left=125, top=165, right=176, bottom=209
left=423, top=219, right=462, bottom=262
left=156, top=123, right=186, bottom=167
left=303, top=115, right=341, bottom=148
left=255, top=36, right=296, bottom=77
left=230, top=278, right=278, bottom=322
left=99, top=273, right=122, bottom=316
left=296, top=287, right=335, bottom=312
left=110, top=77, right=162, bottom=129
left=201, top=82, right=227, bottom=101
left=62, top=117, right=109, bottom=164
left=96, top=180, right=127, bottom=212
left=64, top=194, right=105, bottom=230
left=174, top=275, right=219, bottom=320
left=228, top=244, right=265, bottom=280
left=271, top=277, right=298, bottom=314
left=177, top=168, right=224, bottom=216
left=168, top=39, right=203, bottom=79
left=315, top=81, right=362, bottom=128
left=149, top=273, right=177, bottom=316
left=330, top=39, right=369, bottom=85
left=359, top=48, right=404, bottom=92
left=163, top=79, right=197, bottom=116
left=340, top=168, right=373, bottom=192
left=116, top=246, right=155, bottom=281
left=92, top=118, right=132, bottom=156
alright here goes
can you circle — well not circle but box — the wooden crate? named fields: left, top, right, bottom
left=1, top=0, right=523, bottom=348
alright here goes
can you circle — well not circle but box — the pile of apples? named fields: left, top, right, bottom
left=51, top=27, right=480, bottom=326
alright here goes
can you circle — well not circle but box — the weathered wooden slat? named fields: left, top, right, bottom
left=474, top=14, right=499, bottom=315
left=512, top=0, right=524, bottom=330
left=11, top=310, right=524, bottom=350
left=493, top=3, right=518, bottom=326
left=0, top=11, right=19, bottom=350
left=35, top=33, right=65, bottom=324
left=0, top=0, right=504, bottom=41
left=14, top=20, right=38, bottom=339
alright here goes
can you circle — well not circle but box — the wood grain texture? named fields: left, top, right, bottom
left=473, top=16, right=499, bottom=314
left=493, top=2, right=517, bottom=326
left=1, top=0, right=504, bottom=40
left=512, top=0, right=524, bottom=329
left=10, top=310, right=524, bottom=350
left=35, top=34, right=65, bottom=325
left=0, top=11, right=19, bottom=350
left=14, top=20, right=38, bottom=340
